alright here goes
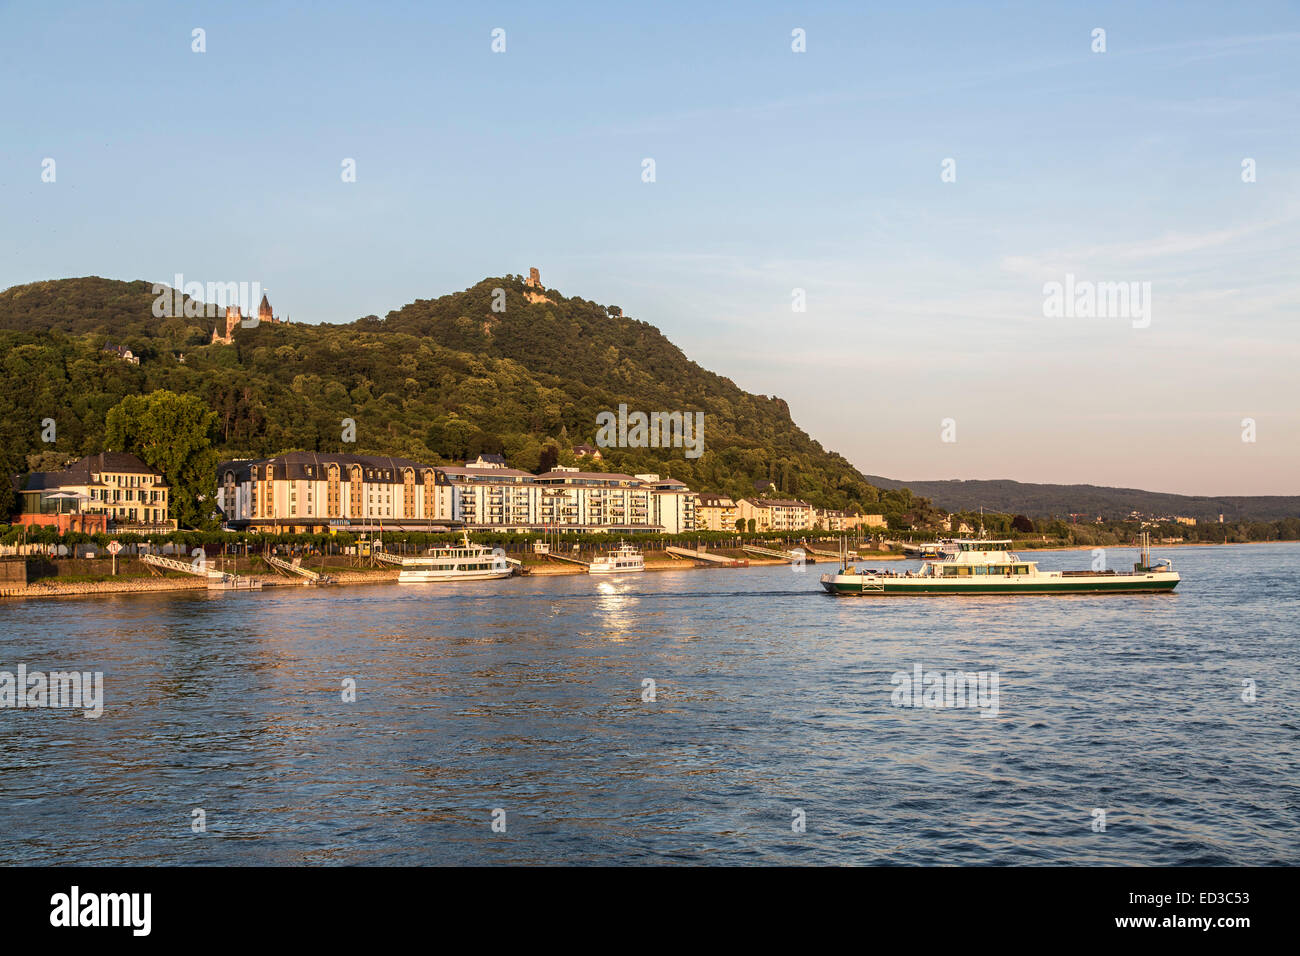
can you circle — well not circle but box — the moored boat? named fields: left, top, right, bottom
left=395, top=532, right=514, bottom=583
left=821, top=535, right=1179, bottom=596
left=588, top=542, right=645, bottom=574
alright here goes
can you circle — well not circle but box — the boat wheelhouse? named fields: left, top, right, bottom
left=588, top=542, right=645, bottom=574
left=821, top=535, right=1179, bottom=596
left=395, top=531, right=515, bottom=583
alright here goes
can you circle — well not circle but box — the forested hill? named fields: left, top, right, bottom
left=0, top=274, right=930, bottom=520
left=864, top=476, right=1300, bottom=523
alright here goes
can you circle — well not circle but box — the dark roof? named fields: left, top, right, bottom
left=698, top=492, right=735, bottom=506
left=18, top=452, right=163, bottom=492
left=465, top=453, right=508, bottom=465
left=438, top=466, right=534, bottom=480
left=259, top=294, right=272, bottom=313
left=66, top=452, right=161, bottom=480
left=218, top=451, right=437, bottom=483
left=15, top=471, right=64, bottom=492
left=753, top=479, right=777, bottom=491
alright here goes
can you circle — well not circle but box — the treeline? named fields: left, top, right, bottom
left=866, top=476, right=1300, bottom=524
left=940, top=510, right=1300, bottom=545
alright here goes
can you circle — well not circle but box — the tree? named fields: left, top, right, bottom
left=105, top=390, right=220, bottom=530
left=1011, top=514, right=1035, bottom=533
left=734, top=518, right=744, bottom=532
left=538, top=443, right=559, bottom=473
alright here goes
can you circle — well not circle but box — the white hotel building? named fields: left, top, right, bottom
left=215, top=453, right=697, bottom=535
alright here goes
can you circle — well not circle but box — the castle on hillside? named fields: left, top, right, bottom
left=211, top=294, right=285, bottom=345
left=523, top=266, right=553, bottom=305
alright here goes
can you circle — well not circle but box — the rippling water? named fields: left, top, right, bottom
left=1, top=543, right=1297, bottom=865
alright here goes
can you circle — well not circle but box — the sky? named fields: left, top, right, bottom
left=2, top=0, right=1297, bottom=496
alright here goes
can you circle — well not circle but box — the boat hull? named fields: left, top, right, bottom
left=820, top=573, right=1179, bottom=595
left=588, top=564, right=645, bottom=574
left=398, top=568, right=514, bottom=583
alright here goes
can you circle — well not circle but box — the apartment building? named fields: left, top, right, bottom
left=844, top=513, right=887, bottom=530
left=737, top=497, right=815, bottom=532
left=216, top=452, right=450, bottom=533
left=696, top=493, right=739, bottom=531
left=440, top=460, right=541, bottom=530
left=215, top=455, right=699, bottom=535
left=737, top=498, right=773, bottom=532
left=815, top=508, right=847, bottom=532
left=639, top=475, right=697, bottom=536
left=14, top=451, right=175, bottom=533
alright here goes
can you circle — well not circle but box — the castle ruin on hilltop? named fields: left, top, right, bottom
left=212, top=293, right=286, bottom=345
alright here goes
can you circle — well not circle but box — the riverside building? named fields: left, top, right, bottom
left=215, top=454, right=698, bottom=535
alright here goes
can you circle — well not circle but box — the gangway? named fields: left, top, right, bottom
left=264, top=553, right=335, bottom=584
left=665, top=546, right=747, bottom=567
left=802, top=545, right=843, bottom=559
left=544, top=551, right=592, bottom=569
left=741, top=544, right=815, bottom=563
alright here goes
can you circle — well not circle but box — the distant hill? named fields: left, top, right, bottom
left=864, top=476, right=1299, bottom=523
left=0, top=275, right=932, bottom=520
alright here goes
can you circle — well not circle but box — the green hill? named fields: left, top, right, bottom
left=0, top=274, right=931, bottom=522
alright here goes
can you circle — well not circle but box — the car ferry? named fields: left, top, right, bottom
left=821, top=535, right=1179, bottom=596
left=588, top=543, right=645, bottom=574
left=395, top=532, right=515, bottom=583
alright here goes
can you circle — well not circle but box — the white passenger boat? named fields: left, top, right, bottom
left=821, top=534, right=1179, bottom=596
left=395, top=532, right=514, bottom=583
left=588, top=543, right=645, bottom=574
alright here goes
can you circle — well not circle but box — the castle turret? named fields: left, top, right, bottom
left=259, top=294, right=274, bottom=324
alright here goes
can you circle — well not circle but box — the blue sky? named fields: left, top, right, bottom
left=2, top=1, right=1297, bottom=495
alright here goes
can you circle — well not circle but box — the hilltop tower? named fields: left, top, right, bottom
left=212, top=305, right=242, bottom=345
left=259, top=294, right=274, bottom=325
left=522, top=266, right=553, bottom=304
